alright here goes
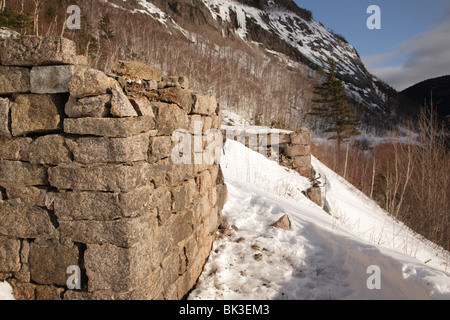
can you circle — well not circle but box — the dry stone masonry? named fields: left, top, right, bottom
left=224, top=126, right=313, bottom=179
left=280, top=127, right=313, bottom=179
left=223, top=126, right=319, bottom=207
left=0, top=36, right=227, bottom=300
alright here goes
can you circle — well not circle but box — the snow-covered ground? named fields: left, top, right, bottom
left=188, top=138, right=450, bottom=300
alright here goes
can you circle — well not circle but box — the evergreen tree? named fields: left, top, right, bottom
left=310, top=57, right=360, bottom=168
left=0, top=7, right=34, bottom=34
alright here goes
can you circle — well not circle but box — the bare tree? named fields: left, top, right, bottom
left=33, top=0, right=48, bottom=36
left=370, top=157, right=376, bottom=199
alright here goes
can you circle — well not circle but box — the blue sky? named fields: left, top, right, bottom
left=294, top=0, right=450, bottom=90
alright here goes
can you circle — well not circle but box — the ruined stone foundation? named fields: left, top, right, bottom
left=0, top=36, right=227, bottom=300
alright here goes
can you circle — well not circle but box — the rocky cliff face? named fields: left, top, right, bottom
left=7, top=0, right=402, bottom=130
left=115, top=0, right=401, bottom=127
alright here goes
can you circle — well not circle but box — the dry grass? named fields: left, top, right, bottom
left=312, top=106, right=449, bottom=251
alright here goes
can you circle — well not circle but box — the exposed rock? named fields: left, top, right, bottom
left=0, top=97, right=11, bottom=138
left=1, top=36, right=227, bottom=301
left=0, top=200, right=56, bottom=239
left=216, top=183, right=228, bottom=210
left=161, top=76, right=190, bottom=89
left=171, top=184, right=186, bottom=212
left=69, top=68, right=117, bottom=98
left=65, top=95, right=111, bottom=118
left=0, top=36, right=79, bottom=66
left=0, top=66, right=30, bottom=94
left=285, top=144, right=311, bottom=158
left=6, top=279, right=36, bottom=300
left=48, top=162, right=152, bottom=192
left=271, top=214, right=291, bottom=230
left=85, top=240, right=152, bottom=292
left=167, top=210, right=194, bottom=244
left=0, top=236, right=21, bottom=273
left=149, top=135, right=173, bottom=162
left=110, top=84, right=138, bottom=117
left=10, top=94, right=65, bottom=137
left=59, top=213, right=154, bottom=248
left=30, top=65, right=77, bottom=94
left=112, top=60, right=162, bottom=81
left=35, top=285, right=65, bottom=300
left=157, top=86, right=194, bottom=114
left=54, top=185, right=153, bottom=221
left=290, top=131, right=311, bottom=145
left=0, top=160, right=48, bottom=186
left=166, top=162, right=196, bottom=186
left=307, top=186, right=322, bottom=207
left=4, top=185, right=55, bottom=209
left=0, top=137, right=32, bottom=161
left=297, top=165, right=314, bottom=179
left=71, top=134, right=149, bottom=164
left=192, top=94, right=217, bottom=116
left=278, top=133, right=291, bottom=144
left=29, top=243, right=79, bottom=286
left=27, top=134, right=72, bottom=165
left=154, top=102, right=189, bottom=135
left=64, top=116, right=155, bottom=138
left=196, top=170, right=212, bottom=197
left=292, top=155, right=311, bottom=169
left=129, top=96, right=155, bottom=117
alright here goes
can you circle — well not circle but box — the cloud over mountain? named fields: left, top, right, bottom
left=363, top=10, right=450, bottom=91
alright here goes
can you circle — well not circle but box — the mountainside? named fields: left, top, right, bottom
left=3, top=0, right=404, bottom=130
left=401, top=75, right=450, bottom=122
left=146, top=0, right=401, bottom=124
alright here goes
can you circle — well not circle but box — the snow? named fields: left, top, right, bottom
left=0, top=282, right=14, bottom=300
left=0, top=27, right=20, bottom=39
left=188, top=138, right=450, bottom=300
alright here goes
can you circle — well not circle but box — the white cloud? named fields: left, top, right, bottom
left=362, top=10, right=450, bottom=91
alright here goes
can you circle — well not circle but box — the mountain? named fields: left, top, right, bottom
left=401, top=75, right=450, bottom=121
left=4, top=0, right=404, bottom=131
left=147, top=0, right=402, bottom=126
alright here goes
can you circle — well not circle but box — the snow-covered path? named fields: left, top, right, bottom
left=189, top=139, right=450, bottom=300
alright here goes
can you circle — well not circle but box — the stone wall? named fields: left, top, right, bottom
left=0, top=36, right=227, bottom=300
left=224, top=126, right=313, bottom=178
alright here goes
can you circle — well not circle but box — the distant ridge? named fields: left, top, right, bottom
left=401, top=75, right=450, bottom=119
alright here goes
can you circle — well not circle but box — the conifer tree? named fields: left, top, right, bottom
left=310, top=56, right=360, bottom=168
left=0, top=7, right=34, bottom=34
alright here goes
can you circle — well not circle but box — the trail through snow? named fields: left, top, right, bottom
left=189, top=139, right=450, bottom=300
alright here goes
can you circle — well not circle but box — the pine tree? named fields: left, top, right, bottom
left=0, top=7, right=34, bottom=34
left=310, top=56, right=360, bottom=169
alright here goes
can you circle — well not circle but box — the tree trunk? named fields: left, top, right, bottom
left=343, top=140, right=350, bottom=179
left=370, top=157, right=376, bottom=199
